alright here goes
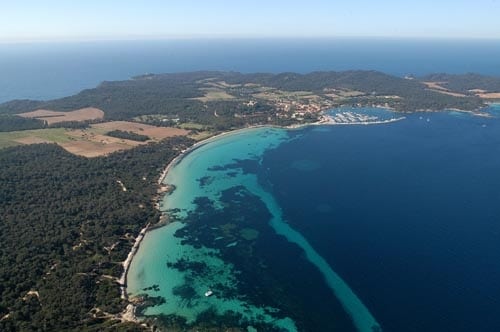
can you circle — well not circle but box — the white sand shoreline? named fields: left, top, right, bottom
left=119, top=223, right=150, bottom=301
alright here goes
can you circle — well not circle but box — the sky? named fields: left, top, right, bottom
left=1, top=0, right=499, bottom=42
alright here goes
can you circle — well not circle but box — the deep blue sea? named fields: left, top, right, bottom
left=1, top=38, right=500, bottom=102
left=262, top=110, right=500, bottom=331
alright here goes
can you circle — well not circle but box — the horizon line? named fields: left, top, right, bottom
left=1, top=34, right=500, bottom=44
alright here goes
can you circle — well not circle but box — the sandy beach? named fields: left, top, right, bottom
left=119, top=222, right=150, bottom=300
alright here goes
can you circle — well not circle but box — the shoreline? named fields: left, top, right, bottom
left=119, top=222, right=150, bottom=301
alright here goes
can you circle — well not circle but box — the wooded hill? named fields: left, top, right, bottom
left=0, top=71, right=493, bottom=127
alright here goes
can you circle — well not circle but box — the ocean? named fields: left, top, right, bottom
left=1, top=38, right=500, bottom=103
left=3, top=39, right=500, bottom=331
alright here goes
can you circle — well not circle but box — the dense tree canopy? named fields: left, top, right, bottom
left=106, top=130, right=150, bottom=142
left=0, top=115, right=46, bottom=132
left=0, top=137, right=193, bottom=331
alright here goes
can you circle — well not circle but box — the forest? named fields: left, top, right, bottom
left=0, top=115, right=47, bottom=132
left=0, top=137, right=193, bottom=331
left=106, top=130, right=150, bottom=142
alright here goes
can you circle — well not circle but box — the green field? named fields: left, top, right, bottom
left=0, top=128, right=72, bottom=149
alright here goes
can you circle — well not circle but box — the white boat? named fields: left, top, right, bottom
left=204, top=290, right=213, bottom=297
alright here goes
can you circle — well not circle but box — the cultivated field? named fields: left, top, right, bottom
left=0, top=128, right=72, bottom=149
left=61, top=140, right=133, bottom=158
left=91, top=121, right=189, bottom=140
left=18, top=107, right=105, bottom=124
left=0, top=121, right=189, bottom=157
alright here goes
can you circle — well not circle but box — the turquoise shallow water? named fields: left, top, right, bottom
left=128, top=128, right=299, bottom=330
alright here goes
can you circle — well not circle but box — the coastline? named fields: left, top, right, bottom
left=119, top=222, right=150, bottom=300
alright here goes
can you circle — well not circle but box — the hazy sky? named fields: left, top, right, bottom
left=1, top=0, right=499, bottom=41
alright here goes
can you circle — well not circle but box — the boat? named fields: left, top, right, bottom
left=204, top=290, right=213, bottom=297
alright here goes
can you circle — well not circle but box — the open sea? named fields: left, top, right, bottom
left=1, top=38, right=500, bottom=103
left=3, top=39, right=500, bottom=331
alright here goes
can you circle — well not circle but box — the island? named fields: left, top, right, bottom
left=1, top=70, right=500, bottom=331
